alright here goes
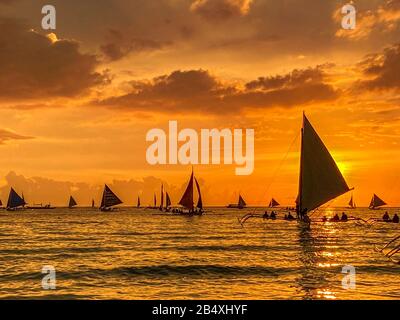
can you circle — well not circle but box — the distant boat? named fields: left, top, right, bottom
left=228, top=194, right=247, bottom=209
left=269, top=198, right=280, bottom=208
left=91, top=199, right=95, bottom=208
left=100, top=184, right=122, bottom=212
left=165, top=192, right=171, bottom=211
left=6, top=188, right=26, bottom=211
left=159, top=184, right=164, bottom=211
left=26, top=203, right=55, bottom=210
left=348, top=195, right=356, bottom=209
left=369, top=194, right=387, bottom=210
left=137, top=196, right=141, bottom=208
left=68, top=196, right=77, bottom=208
left=297, top=113, right=352, bottom=219
left=178, top=168, right=203, bottom=215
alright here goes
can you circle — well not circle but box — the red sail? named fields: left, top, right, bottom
left=179, top=172, right=194, bottom=210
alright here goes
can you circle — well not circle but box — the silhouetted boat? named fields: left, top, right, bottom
left=240, top=113, right=352, bottom=225
left=177, top=168, right=203, bottom=215
left=137, top=196, right=141, bottom=208
left=369, top=194, right=387, bottom=210
left=6, top=188, right=26, bottom=211
left=159, top=184, right=164, bottom=211
left=26, top=203, right=55, bottom=210
left=100, top=184, right=122, bottom=212
left=228, top=194, right=247, bottom=209
left=165, top=192, right=171, bottom=212
left=297, top=113, right=352, bottom=220
left=269, top=198, right=280, bottom=208
left=91, top=199, right=95, bottom=208
left=348, top=195, right=356, bottom=209
left=68, top=196, right=77, bottom=208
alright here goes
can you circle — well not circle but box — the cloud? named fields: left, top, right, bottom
left=334, top=0, right=400, bottom=40
left=0, top=17, right=110, bottom=100
left=96, top=67, right=338, bottom=114
left=100, top=29, right=171, bottom=62
left=190, top=0, right=253, bottom=21
left=355, top=43, right=400, bottom=91
left=0, top=129, right=33, bottom=144
left=0, top=171, right=199, bottom=207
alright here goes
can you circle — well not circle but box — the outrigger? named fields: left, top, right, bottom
left=375, top=235, right=400, bottom=264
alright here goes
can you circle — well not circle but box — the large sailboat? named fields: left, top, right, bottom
left=297, top=113, right=352, bottom=219
left=100, top=184, right=123, bottom=212
left=68, top=196, right=77, bottom=208
left=239, top=113, right=352, bottom=225
left=369, top=194, right=387, bottom=210
left=137, top=195, right=141, bottom=208
left=178, top=169, right=203, bottom=215
left=228, top=194, right=247, bottom=209
left=6, top=188, right=26, bottom=211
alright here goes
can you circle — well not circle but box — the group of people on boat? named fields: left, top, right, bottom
left=382, top=212, right=399, bottom=223
left=321, top=212, right=349, bottom=222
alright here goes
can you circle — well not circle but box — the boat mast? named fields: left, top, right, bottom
left=298, top=113, right=305, bottom=215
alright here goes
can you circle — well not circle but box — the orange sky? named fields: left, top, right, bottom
left=1, top=0, right=400, bottom=207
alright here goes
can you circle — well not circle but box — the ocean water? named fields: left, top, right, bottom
left=0, top=207, right=399, bottom=300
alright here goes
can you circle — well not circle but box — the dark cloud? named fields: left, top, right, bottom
left=97, top=67, right=338, bottom=114
left=0, top=129, right=33, bottom=144
left=356, top=43, right=400, bottom=91
left=100, top=29, right=171, bottom=62
left=0, top=17, right=110, bottom=99
left=190, top=0, right=253, bottom=21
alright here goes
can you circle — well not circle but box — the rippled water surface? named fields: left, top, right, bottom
left=0, top=207, right=399, bottom=299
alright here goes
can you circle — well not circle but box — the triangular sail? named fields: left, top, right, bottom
left=100, top=185, right=122, bottom=208
left=92, top=199, right=95, bottom=208
left=348, top=195, right=356, bottom=209
left=238, top=195, right=246, bottom=207
left=269, top=198, right=280, bottom=208
left=68, top=196, right=77, bottom=208
left=137, top=196, right=141, bottom=208
left=0, top=199, right=2, bottom=206
left=369, top=194, right=387, bottom=209
left=165, top=192, right=171, bottom=208
left=160, top=184, right=164, bottom=210
left=179, top=171, right=194, bottom=210
left=195, top=178, right=203, bottom=210
left=299, top=114, right=351, bottom=214
left=7, top=188, right=26, bottom=209
left=154, top=194, right=157, bottom=207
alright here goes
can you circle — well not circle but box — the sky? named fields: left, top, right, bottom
left=1, top=0, right=400, bottom=207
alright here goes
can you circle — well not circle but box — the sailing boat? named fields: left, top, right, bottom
left=68, top=196, right=77, bottom=208
left=0, top=199, right=3, bottom=209
left=137, top=196, right=141, bottom=208
left=6, top=188, right=26, bottom=211
left=159, top=184, right=164, bottom=211
left=369, top=194, right=387, bottom=210
left=165, top=192, right=171, bottom=212
left=100, top=184, right=123, bottom=212
left=348, top=195, right=356, bottom=209
left=269, top=198, right=280, bottom=208
left=178, top=168, right=203, bottom=215
left=297, top=113, right=352, bottom=219
left=228, top=194, right=247, bottom=209
left=239, top=113, right=352, bottom=225
left=91, top=199, right=95, bottom=208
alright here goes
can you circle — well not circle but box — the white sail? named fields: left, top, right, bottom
left=298, top=114, right=351, bottom=214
